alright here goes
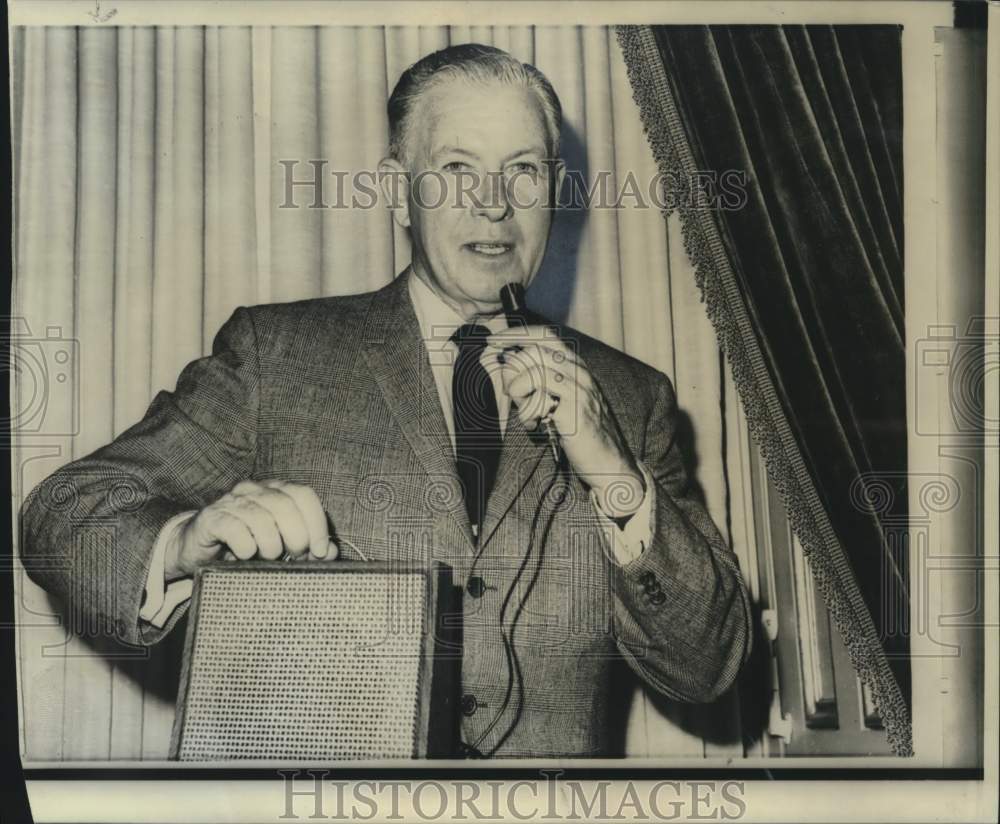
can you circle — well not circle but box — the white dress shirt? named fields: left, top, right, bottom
left=140, top=274, right=655, bottom=628
left=408, top=272, right=512, bottom=452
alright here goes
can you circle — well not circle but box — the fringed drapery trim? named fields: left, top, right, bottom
left=615, top=24, right=912, bottom=756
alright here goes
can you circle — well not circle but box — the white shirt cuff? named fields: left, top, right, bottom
left=590, top=462, right=656, bottom=566
left=139, top=511, right=197, bottom=629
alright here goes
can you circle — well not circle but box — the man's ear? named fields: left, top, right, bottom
left=378, top=157, right=411, bottom=229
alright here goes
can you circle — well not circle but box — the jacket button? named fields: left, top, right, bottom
left=639, top=571, right=656, bottom=587
left=466, top=576, right=486, bottom=598
left=650, top=591, right=666, bottom=606
left=461, top=694, right=479, bottom=716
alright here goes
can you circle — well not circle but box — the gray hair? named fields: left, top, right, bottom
left=387, top=43, right=562, bottom=165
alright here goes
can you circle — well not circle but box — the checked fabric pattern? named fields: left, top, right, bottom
left=21, top=270, right=752, bottom=758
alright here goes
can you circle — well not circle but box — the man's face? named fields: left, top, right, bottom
left=384, top=78, right=564, bottom=318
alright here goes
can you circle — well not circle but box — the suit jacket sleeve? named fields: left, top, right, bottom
left=610, top=372, right=752, bottom=702
left=20, top=307, right=261, bottom=647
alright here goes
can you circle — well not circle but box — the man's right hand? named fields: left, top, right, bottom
left=165, top=479, right=336, bottom=580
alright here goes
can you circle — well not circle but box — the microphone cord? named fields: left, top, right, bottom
left=472, top=454, right=565, bottom=756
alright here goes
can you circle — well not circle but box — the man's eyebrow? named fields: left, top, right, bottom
left=433, top=146, right=480, bottom=161
left=501, top=147, right=547, bottom=164
left=431, top=146, right=548, bottom=163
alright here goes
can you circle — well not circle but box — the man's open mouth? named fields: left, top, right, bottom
left=466, top=242, right=512, bottom=256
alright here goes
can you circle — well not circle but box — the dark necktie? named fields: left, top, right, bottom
left=451, top=323, right=502, bottom=537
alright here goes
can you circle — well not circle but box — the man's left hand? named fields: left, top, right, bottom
left=485, top=325, right=646, bottom=519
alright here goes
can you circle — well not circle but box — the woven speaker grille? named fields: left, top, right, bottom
left=175, top=567, right=428, bottom=761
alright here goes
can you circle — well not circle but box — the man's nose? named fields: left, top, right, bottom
left=470, top=171, right=513, bottom=222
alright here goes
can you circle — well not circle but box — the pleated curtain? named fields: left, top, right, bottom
left=13, top=25, right=758, bottom=760
left=616, top=24, right=910, bottom=755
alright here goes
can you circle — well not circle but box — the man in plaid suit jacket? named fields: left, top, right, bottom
left=22, top=44, right=750, bottom=758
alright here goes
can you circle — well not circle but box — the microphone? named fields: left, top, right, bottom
left=499, top=283, right=561, bottom=464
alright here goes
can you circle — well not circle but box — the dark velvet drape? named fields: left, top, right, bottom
left=617, top=25, right=910, bottom=753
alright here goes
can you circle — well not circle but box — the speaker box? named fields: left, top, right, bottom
left=170, top=561, right=459, bottom=761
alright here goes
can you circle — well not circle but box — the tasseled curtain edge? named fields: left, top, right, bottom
left=614, top=23, right=913, bottom=757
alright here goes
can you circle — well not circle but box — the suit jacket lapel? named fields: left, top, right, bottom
left=360, top=274, right=560, bottom=553
left=479, top=407, right=550, bottom=550
left=361, top=273, right=475, bottom=549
